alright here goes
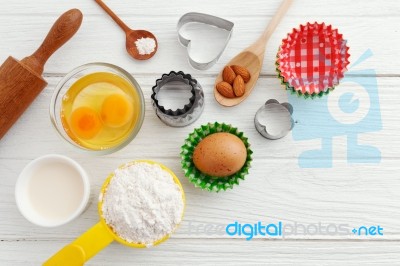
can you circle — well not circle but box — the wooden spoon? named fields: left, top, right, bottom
left=95, top=0, right=158, bottom=60
left=214, top=0, right=293, bottom=106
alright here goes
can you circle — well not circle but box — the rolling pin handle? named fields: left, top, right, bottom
left=21, top=9, right=83, bottom=75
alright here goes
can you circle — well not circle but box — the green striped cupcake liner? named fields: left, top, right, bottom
left=180, top=122, right=253, bottom=192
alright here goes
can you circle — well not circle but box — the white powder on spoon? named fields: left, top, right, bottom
left=101, top=162, right=184, bottom=246
left=135, top=37, right=156, bottom=55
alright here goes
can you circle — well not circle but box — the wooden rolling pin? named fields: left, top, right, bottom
left=0, top=9, right=83, bottom=140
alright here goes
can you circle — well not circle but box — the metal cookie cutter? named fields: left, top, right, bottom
left=177, top=12, right=234, bottom=70
left=151, top=71, right=205, bottom=127
left=254, top=99, right=294, bottom=140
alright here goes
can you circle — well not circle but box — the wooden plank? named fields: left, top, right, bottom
left=1, top=0, right=399, bottom=264
left=1, top=239, right=399, bottom=265
left=1, top=0, right=399, bottom=17
left=0, top=77, right=399, bottom=241
left=0, top=15, right=397, bottom=76
left=0, top=76, right=398, bottom=160
left=1, top=157, right=400, bottom=240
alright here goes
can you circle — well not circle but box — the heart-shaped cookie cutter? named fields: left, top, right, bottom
left=254, top=99, right=294, bottom=140
left=177, top=12, right=234, bottom=70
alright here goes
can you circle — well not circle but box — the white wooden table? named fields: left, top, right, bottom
left=1, top=0, right=400, bottom=265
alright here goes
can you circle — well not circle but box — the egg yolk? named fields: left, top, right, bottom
left=100, top=94, right=133, bottom=128
left=70, top=107, right=102, bottom=139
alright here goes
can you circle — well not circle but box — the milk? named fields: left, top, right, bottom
left=27, top=162, right=85, bottom=223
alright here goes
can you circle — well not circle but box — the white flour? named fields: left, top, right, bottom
left=135, top=37, right=156, bottom=55
left=101, top=162, right=184, bottom=246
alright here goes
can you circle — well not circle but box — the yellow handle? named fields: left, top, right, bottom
left=43, top=222, right=114, bottom=266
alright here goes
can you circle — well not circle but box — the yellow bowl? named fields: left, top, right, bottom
left=44, top=160, right=185, bottom=266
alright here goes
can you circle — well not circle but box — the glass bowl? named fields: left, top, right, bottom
left=50, top=63, right=145, bottom=155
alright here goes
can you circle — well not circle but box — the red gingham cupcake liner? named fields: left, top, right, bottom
left=279, top=23, right=344, bottom=83
left=277, top=22, right=350, bottom=96
left=276, top=59, right=334, bottom=99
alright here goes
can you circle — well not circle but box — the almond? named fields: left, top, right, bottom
left=216, top=81, right=235, bottom=98
left=222, top=66, right=236, bottom=84
left=233, top=75, right=245, bottom=97
left=231, top=65, right=251, bottom=83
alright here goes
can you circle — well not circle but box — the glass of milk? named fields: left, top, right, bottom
left=15, top=154, right=91, bottom=227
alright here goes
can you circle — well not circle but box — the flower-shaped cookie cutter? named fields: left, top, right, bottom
left=151, top=71, right=204, bottom=127
left=254, top=99, right=294, bottom=140
left=177, top=12, right=234, bottom=70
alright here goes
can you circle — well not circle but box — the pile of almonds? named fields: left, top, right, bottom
left=216, top=65, right=251, bottom=98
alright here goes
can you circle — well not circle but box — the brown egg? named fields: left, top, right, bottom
left=193, top=132, right=247, bottom=177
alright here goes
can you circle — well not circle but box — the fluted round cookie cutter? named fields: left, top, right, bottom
left=177, top=12, right=234, bottom=70
left=151, top=71, right=205, bottom=127
left=254, top=99, right=294, bottom=140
